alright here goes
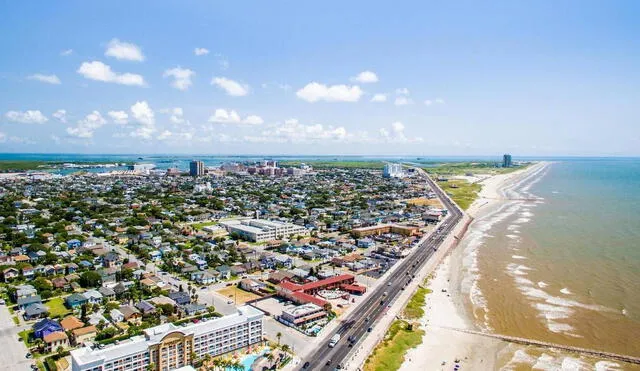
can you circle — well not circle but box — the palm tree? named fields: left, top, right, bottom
left=34, top=338, right=44, bottom=353
left=281, top=344, right=290, bottom=353
left=276, top=332, right=282, bottom=346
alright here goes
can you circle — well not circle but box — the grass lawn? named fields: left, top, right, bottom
left=18, top=329, right=33, bottom=345
left=46, top=297, right=70, bottom=318
left=192, top=221, right=218, bottom=230
left=403, top=287, right=431, bottom=320
left=438, top=179, right=482, bottom=211
left=215, top=286, right=261, bottom=305
left=363, top=320, right=425, bottom=371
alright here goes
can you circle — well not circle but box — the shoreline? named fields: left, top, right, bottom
left=399, top=162, right=549, bottom=371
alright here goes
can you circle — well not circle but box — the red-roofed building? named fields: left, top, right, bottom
left=277, top=274, right=366, bottom=308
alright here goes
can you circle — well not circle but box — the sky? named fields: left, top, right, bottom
left=0, top=0, right=639, bottom=156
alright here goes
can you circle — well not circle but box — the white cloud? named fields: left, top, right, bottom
left=108, top=110, right=129, bottom=124
left=424, top=100, right=432, bottom=106
left=105, top=38, right=145, bottom=62
left=163, top=67, right=195, bottom=91
left=157, top=130, right=193, bottom=141
left=296, top=82, right=363, bottom=103
left=5, top=110, right=48, bottom=124
left=244, top=118, right=350, bottom=144
left=370, top=94, right=387, bottom=102
left=60, top=49, right=73, bottom=56
left=129, top=101, right=155, bottom=139
left=168, top=107, right=186, bottom=124
left=66, top=111, right=106, bottom=138
left=394, top=96, right=413, bottom=106
left=211, top=77, right=249, bottom=96
left=379, top=121, right=422, bottom=143
left=425, top=98, right=445, bottom=106
left=396, top=87, right=410, bottom=95
left=218, top=59, right=230, bottom=70
left=77, top=61, right=145, bottom=86
left=52, top=109, right=67, bottom=123
left=208, top=109, right=263, bottom=125
left=194, top=47, right=209, bottom=56
left=351, top=70, right=379, bottom=83
left=28, top=74, right=61, bottom=85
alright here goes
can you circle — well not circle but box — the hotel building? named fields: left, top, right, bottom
left=219, top=219, right=309, bottom=242
left=71, top=306, right=263, bottom=371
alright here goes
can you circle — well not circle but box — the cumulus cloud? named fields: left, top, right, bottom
left=129, top=101, right=156, bottom=139
left=60, top=49, right=73, bottom=56
left=394, top=96, right=413, bottom=106
left=244, top=118, right=349, bottom=144
left=157, top=130, right=193, bottom=141
left=370, top=94, right=387, bottom=102
left=208, top=109, right=263, bottom=125
left=379, top=121, right=422, bottom=143
left=52, top=109, right=67, bottom=123
left=28, top=74, right=61, bottom=84
left=211, top=77, right=249, bottom=96
left=5, top=110, right=48, bottom=124
left=351, top=70, right=379, bottom=83
left=194, top=47, right=209, bottom=56
left=105, top=38, right=145, bottom=61
left=396, top=87, right=410, bottom=95
left=163, top=67, right=195, bottom=91
left=77, top=61, right=145, bottom=86
left=108, top=110, right=129, bottom=124
left=169, top=107, right=186, bottom=124
left=66, top=111, right=106, bottom=138
left=296, top=82, right=363, bottom=103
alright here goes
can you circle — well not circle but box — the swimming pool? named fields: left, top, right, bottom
left=226, top=349, right=269, bottom=371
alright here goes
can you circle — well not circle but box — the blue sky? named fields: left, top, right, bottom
left=1, top=1, right=639, bottom=156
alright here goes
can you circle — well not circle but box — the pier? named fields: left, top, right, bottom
left=431, top=325, right=640, bottom=365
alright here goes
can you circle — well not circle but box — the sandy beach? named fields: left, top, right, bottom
left=399, top=163, right=548, bottom=371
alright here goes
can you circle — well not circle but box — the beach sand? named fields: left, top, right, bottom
left=399, top=163, right=548, bottom=371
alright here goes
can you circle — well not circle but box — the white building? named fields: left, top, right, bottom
left=71, top=306, right=263, bottom=371
left=383, top=163, right=404, bottom=178
left=280, top=303, right=326, bottom=327
left=219, top=219, right=309, bottom=242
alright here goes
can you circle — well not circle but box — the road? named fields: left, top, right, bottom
left=0, top=305, right=32, bottom=371
left=302, top=170, right=463, bottom=370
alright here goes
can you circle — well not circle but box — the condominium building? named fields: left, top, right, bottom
left=71, top=306, right=263, bottom=371
left=219, top=219, right=309, bottom=242
left=383, top=163, right=404, bottom=178
left=503, top=154, right=512, bottom=168
left=189, top=160, right=205, bottom=176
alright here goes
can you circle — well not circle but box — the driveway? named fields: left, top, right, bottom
left=0, top=305, right=32, bottom=370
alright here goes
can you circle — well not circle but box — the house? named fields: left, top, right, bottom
left=109, top=308, right=124, bottom=323
left=44, top=331, right=69, bottom=353
left=65, top=293, right=88, bottom=309
left=357, top=238, right=376, bottom=248
left=136, top=300, right=156, bottom=315
left=274, top=255, right=294, bottom=268
left=24, top=303, right=49, bottom=320
left=22, top=266, right=35, bottom=280
left=83, top=290, right=103, bottom=305
left=168, top=291, right=191, bottom=306
left=60, top=316, right=84, bottom=332
left=67, top=239, right=82, bottom=249
left=98, top=268, right=117, bottom=285
left=230, top=265, right=247, bottom=276
left=190, top=271, right=217, bottom=285
left=2, top=267, right=19, bottom=282
left=72, top=325, right=97, bottom=345
left=215, top=265, right=231, bottom=279
left=103, top=252, right=121, bottom=268
left=112, top=282, right=129, bottom=297
left=66, top=263, right=78, bottom=274
left=98, top=286, right=116, bottom=301
left=182, top=303, right=207, bottom=316
left=87, top=312, right=109, bottom=327
left=52, top=277, right=69, bottom=290
left=14, top=284, right=37, bottom=300
left=240, top=278, right=266, bottom=293
left=33, top=318, right=64, bottom=339
left=17, top=295, right=42, bottom=310
left=119, top=305, right=142, bottom=324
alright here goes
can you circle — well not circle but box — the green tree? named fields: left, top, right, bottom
left=79, top=271, right=102, bottom=288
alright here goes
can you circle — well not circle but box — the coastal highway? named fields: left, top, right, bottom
left=301, top=170, right=463, bottom=370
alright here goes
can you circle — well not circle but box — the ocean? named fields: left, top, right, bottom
left=457, top=159, right=640, bottom=369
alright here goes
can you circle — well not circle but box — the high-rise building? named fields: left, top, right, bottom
left=503, top=154, right=512, bottom=168
left=383, top=163, right=404, bottom=178
left=189, top=160, right=204, bottom=176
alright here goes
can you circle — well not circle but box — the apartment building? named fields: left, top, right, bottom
left=219, top=219, right=309, bottom=242
left=71, top=306, right=263, bottom=371
left=280, top=303, right=327, bottom=327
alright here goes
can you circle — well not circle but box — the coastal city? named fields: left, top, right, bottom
left=0, top=157, right=485, bottom=371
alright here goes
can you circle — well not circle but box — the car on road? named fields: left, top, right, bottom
left=0, top=299, right=5, bottom=305
left=326, top=359, right=332, bottom=366
left=367, top=327, right=373, bottom=332
left=227, top=300, right=234, bottom=304
left=328, top=333, right=340, bottom=348
left=302, top=361, right=310, bottom=369
left=25, top=353, right=32, bottom=359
